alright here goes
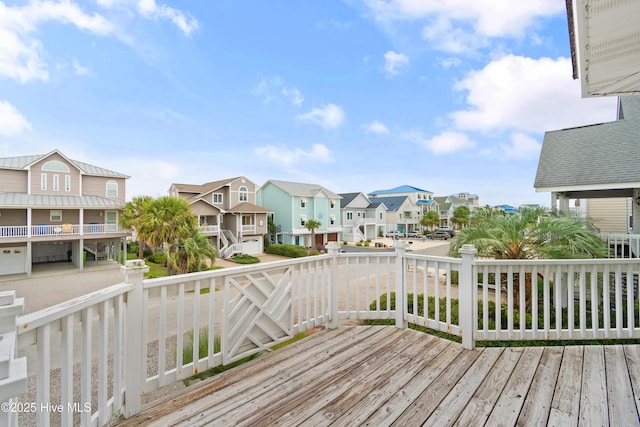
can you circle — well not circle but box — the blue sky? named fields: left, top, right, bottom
left=0, top=0, right=619, bottom=207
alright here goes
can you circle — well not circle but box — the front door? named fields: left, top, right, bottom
left=105, top=211, right=117, bottom=232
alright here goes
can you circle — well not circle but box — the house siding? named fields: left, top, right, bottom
left=82, top=176, right=127, bottom=202
left=0, top=169, right=27, bottom=193
left=586, top=197, right=629, bottom=234
left=30, top=153, right=82, bottom=196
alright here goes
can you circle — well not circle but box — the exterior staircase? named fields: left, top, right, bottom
left=219, top=230, right=243, bottom=259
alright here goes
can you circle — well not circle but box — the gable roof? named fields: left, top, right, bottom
left=227, top=202, right=270, bottom=214
left=534, top=96, right=640, bottom=192
left=265, top=180, right=341, bottom=199
left=369, top=185, right=432, bottom=195
left=368, top=195, right=409, bottom=212
left=0, top=149, right=129, bottom=178
left=338, top=192, right=360, bottom=208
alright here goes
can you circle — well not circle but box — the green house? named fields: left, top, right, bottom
left=257, top=180, right=342, bottom=247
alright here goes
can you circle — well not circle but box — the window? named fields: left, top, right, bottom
left=106, top=181, right=118, bottom=197
left=379, top=212, right=383, bottom=220
left=330, top=215, right=335, bottom=225
left=42, top=160, right=70, bottom=172
left=300, top=198, right=307, bottom=208
left=41, top=173, right=47, bottom=190
left=212, top=193, right=223, bottom=204
left=53, top=174, right=59, bottom=191
left=300, top=215, right=307, bottom=227
left=347, top=212, right=353, bottom=220
left=330, top=200, right=335, bottom=209
left=239, top=186, right=248, bottom=202
left=50, top=210, right=62, bottom=222
left=65, top=175, right=71, bottom=192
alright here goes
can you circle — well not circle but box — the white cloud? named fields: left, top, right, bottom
left=72, top=59, right=90, bottom=76
left=383, top=50, right=409, bottom=76
left=362, top=120, right=389, bottom=134
left=253, top=143, right=332, bottom=167
left=500, top=133, right=541, bottom=159
left=97, top=0, right=198, bottom=36
left=0, top=1, right=114, bottom=82
left=296, top=104, right=345, bottom=129
left=364, top=0, right=563, bottom=53
left=405, top=129, right=475, bottom=154
left=282, top=86, right=304, bottom=107
left=0, top=100, right=31, bottom=137
left=450, top=55, right=617, bottom=133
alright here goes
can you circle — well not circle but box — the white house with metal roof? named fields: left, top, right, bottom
left=257, top=180, right=342, bottom=248
left=535, top=96, right=640, bottom=239
left=0, top=149, right=129, bottom=277
left=339, top=192, right=387, bottom=242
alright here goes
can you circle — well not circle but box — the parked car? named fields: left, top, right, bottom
left=428, top=229, right=452, bottom=240
left=440, top=227, right=456, bottom=236
left=386, top=230, right=405, bottom=238
left=405, top=231, right=422, bottom=238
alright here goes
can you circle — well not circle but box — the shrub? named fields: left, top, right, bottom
left=128, top=244, right=139, bottom=255
left=343, top=241, right=348, bottom=245
left=356, top=241, right=363, bottom=247
left=364, top=241, right=370, bottom=247
left=308, top=249, right=320, bottom=256
left=148, top=252, right=167, bottom=265
left=232, top=254, right=260, bottom=264
left=143, top=247, right=153, bottom=257
left=182, top=327, right=220, bottom=365
left=266, top=244, right=308, bottom=258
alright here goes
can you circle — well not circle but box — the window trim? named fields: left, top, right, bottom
left=65, top=175, right=71, bottom=192
left=212, top=193, right=223, bottom=204
left=239, top=186, right=248, bottom=202
left=300, top=198, right=307, bottom=209
left=106, top=180, right=118, bottom=198
left=50, top=210, right=62, bottom=222
left=41, top=173, right=47, bottom=190
left=53, top=174, right=59, bottom=191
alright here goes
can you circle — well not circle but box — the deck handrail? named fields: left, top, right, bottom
left=6, top=244, right=640, bottom=425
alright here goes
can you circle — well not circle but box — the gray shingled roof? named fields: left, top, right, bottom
left=338, top=192, right=360, bottom=208
left=0, top=193, right=125, bottom=208
left=367, top=196, right=408, bottom=212
left=0, top=150, right=129, bottom=179
left=266, top=180, right=341, bottom=199
left=535, top=96, right=640, bottom=190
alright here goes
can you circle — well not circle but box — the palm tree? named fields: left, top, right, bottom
left=120, top=195, right=153, bottom=259
left=449, top=206, right=607, bottom=260
left=451, top=205, right=470, bottom=230
left=167, top=228, right=217, bottom=274
left=137, top=196, right=198, bottom=275
left=420, top=210, right=440, bottom=238
left=449, top=207, right=607, bottom=308
left=305, top=219, right=322, bottom=251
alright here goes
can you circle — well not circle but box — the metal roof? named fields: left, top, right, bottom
left=369, top=185, right=432, bottom=195
left=265, top=180, right=341, bottom=199
left=0, top=193, right=125, bottom=208
left=0, top=150, right=129, bottom=178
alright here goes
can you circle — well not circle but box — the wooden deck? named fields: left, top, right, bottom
left=117, top=326, right=640, bottom=426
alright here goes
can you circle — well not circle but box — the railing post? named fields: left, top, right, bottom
left=458, top=244, right=477, bottom=350
left=0, top=291, right=27, bottom=427
left=394, top=240, right=408, bottom=329
left=121, top=260, right=149, bottom=419
left=326, top=242, right=341, bottom=329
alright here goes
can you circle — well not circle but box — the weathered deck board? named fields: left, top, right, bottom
left=116, top=327, right=640, bottom=427
left=516, top=346, right=563, bottom=427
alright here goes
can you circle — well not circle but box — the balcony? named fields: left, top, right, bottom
left=5, top=244, right=640, bottom=425
left=0, top=223, right=126, bottom=241
left=241, top=224, right=256, bottom=233
left=198, top=224, right=220, bottom=235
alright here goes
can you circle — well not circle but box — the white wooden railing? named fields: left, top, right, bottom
left=0, top=224, right=124, bottom=238
left=5, top=242, right=640, bottom=425
left=601, top=233, right=640, bottom=258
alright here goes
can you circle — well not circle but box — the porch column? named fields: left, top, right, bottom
left=394, top=240, right=408, bottom=329
left=122, top=260, right=149, bottom=418
left=634, top=189, right=640, bottom=233
left=326, top=242, right=341, bottom=329
left=458, top=244, right=477, bottom=350
left=78, top=238, right=84, bottom=272
left=25, top=242, right=32, bottom=278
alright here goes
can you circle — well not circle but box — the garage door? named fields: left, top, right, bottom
left=0, top=247, right=27, bottom=275
left=242, top=238, right=262, bottom=255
